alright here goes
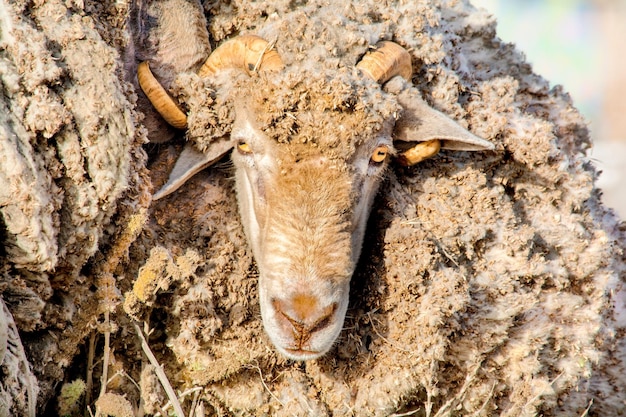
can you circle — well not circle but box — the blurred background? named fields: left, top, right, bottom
left=470, top=0, right=626, bottom=219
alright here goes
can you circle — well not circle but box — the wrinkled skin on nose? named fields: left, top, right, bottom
left=271, top=294, right=339, bottom=356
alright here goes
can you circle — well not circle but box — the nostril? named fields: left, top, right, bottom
left=273, top=293, right=318, bottom=323
left=271, top=298, right=290, bottom=320
left=271, top=298, right=301, bottom=329
left=309, top=302, right=338, bottom=333
left=271, top=297, right=338, bottom=335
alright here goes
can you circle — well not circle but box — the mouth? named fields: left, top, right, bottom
left=283, top=347, right=323, bottom=360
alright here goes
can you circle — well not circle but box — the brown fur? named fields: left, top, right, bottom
left=262, top=156, right=355, bottom=282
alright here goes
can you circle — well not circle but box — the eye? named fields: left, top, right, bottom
left=370, top=145, right=389, bottom=164
left=237, top=141, right=253, bottom=155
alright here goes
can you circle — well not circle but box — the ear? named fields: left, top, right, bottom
left=385, top=77, right=494, bottom=165
left=153, top=136, right=235, bottom=200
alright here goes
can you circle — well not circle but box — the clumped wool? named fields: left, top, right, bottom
left=0, top=0, right=625, bottom=416
left=175, top=67, right=399, bottom=161
left=0, top=298, right=38, bottom=416
left=132, top=0, right=625, bottom=416
left=0, top=0, right=149, bottom=411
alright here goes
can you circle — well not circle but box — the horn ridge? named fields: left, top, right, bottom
left=357, top=42, right=445, bottom=165
left=198, top=34, right=284, bottom=78
left=138, top=35, right=284, bottom=130
left=137, top=61, right=188, bottom=129
left=397, top=139, right=441, bottom=166
left=356, top=41, right=412, bottom=84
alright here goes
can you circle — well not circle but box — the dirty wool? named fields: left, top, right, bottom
left=0, top=0, right=624, bottom=416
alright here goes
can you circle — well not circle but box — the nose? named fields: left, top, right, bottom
left=271, top=294, right=337, bottom=345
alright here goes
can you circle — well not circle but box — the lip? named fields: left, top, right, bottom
left=284, top=348, right=322, bottom=360
left=285, top=348, right=319, bottom=355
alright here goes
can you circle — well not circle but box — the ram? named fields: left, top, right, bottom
left=1, top=0, right=625, bottom=415
left=139, top=34, right=494, bottom=360
left=120, top=0, right=626, bottom=415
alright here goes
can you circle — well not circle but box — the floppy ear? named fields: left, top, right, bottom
left=153, top=137, right=235, bottom=200
left=385, top=77, right=494, bottom=165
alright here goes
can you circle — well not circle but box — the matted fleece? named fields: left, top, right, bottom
left=0, top=0, right=150, bottom=412
left=0, top=0, right=625, bottom=416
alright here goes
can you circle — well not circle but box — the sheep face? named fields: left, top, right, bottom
left=231, top=101, right=394, bottom=359
left=141, top=38, right=494, bottom=360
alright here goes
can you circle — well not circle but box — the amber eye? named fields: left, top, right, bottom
left=237, top=141, right=252, bottom=154
left=370, top=145, right=388, bottom=164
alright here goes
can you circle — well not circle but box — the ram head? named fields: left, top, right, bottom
left=138, top=34, right=494, bottom=360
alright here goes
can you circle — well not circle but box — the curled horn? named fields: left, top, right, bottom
left=137, top=61, right=188, bottom=129
left=356, top=41, right=413, bottom=84
left=396, top=139, right=441, bottom=166
left=357, top=41, right=442, bottom=166
left=198, top=34, right=284, bottom=77
left=139, top=35, right=284, bottom=129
